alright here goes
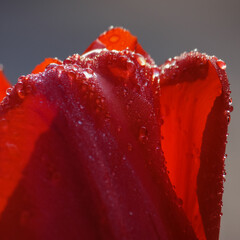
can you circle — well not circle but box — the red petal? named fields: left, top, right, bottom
left=31, top=58, right=62, bottom=74
left=159, top=52, right=231, bottom=240
left=85, top=27, right=154, bottom=65
left=0, top=66, right=11, bottom=101
left=0, top=83, right=56, bottom=220
left=0, top=50, right=197, bottom=239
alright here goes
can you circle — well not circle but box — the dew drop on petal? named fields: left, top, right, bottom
left=126, top=60, right=135, bottom=74
left=25, top=85, right=32, bottom=94
left=229, top=97, right=233, bottom=112
left=15, top=83, right=25, bottom=99
left=0, top=118, right=8, bottom=132
left=83, top=71, right=93, bottom=79
left=127, top=143, right=133, bottom=152
left=138, top=126, right=148, bottom=143
left=56, top=66, right=65, bottom=77
left=225, top=110, right=231, bottom=123
left=223, top=171, right=226, bottom=182
left=6, top=87, right=12, bottom=96
left=117, top=126, right=122, bottom=133
left=152, top=68, right=160, bottom=83
left=17, top=90, right=25, bottom=99
left=67, top=71, right=76, bottom=80
left=109, top=35, right=119, bottom=43
left=137, top=55, right=146, bottom=66
left=216, top=59, right=227, bottom=70
left=177, top=198, right=183, bottom=207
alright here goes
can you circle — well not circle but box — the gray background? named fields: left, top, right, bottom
left=0, top=0, right=239, bottom=239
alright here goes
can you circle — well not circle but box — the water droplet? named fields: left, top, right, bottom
left=152, top=68, right=160, bottom=82
left=86, top=68, right=93, bottom=74
left=67, top=70, right=76, bottom=80
left=136, top=55, right=146, bottom=66
left=6, top=87, right=12, bottom=96
left=109, top=35, right=119, bottom=43
left=6, top=142, right=18, bottom=154
left=0, top=118, right=8, bottom=132
left=155, top=144, right=161, bottom=152
left=126, top=99, right=133, bottom=110
left=18, top=76, right=25, bottom=83
left=2, top=96, right=9, bottom=104
left=46, top=63, right=58, bottom=71
left=57, top=66, right=65, bottom=77
left=127, top=143, right=133, bottom=152
left=15, top=84, right=32, bottom=98
left=223, top=172, right=226, bottom=182
left=117, top=126, right=122, bottom=133
left=229, top=97, right=233, bottom=112
left=78, top=120, right=82, bottom=125
left=225, top=110, right=231, bottom=123
left=96, top=97, right=104, bottom=106
left=126, top=60, right=135, bottom=74
left=177, top=198, right=183, bottom=206
left=25, top=85, right=32, bottom=94
left=138, top=126, right=148, bottom=143
left=83, top=71, right=93, bottom=79
left=129, top=211, right=133, bottom=216
left=217, top=59, right=226, bottom=70
left=123, top=88, right=128, bottom=97
left=15, top=83, right=24, bottom=99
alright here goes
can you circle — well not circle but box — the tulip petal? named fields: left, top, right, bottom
left=159, top=52, right=231, bottom=240
left=85, top=27, right=155, bottom=65
left=0, top=81, right=57, bottom=222
left=0, top=50, right=198, bottom=239
left=0, top=66, right=11, bottom=102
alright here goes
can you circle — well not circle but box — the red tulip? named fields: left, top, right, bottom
left=0, top=27, right=232, bottom=240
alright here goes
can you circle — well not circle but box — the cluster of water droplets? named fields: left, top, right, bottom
left=107, top=53, right=136, bottom=81
left=15, top=75, right=33, bottom=100
left=63, top=54, right=82, bottom=65
left=57, top=62, right=110, bottom=121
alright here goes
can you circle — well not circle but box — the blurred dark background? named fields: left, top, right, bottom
left=0, top=0, right=239, bottom=239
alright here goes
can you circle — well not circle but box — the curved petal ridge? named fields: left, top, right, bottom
left=160, top=52, right=230, bottom=240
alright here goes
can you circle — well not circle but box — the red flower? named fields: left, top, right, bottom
left=0, top=27, right=231, bottom=240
